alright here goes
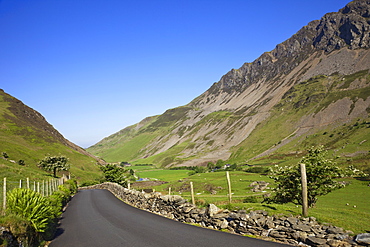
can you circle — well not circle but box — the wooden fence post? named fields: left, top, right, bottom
left=300, top=163, right=308, bottom=217
left=50, top=180, right=52, bottom=194
left=3, top=177, right=6, bottom=212
left=190, top=182, right=195, bottom=205
left=27, top=177, right=29, bottom=189
left=19, top=179, right=22, bottom=188
left=226, top=171, right=232, bottom=204
left=168, top=187, right=171, bottom=196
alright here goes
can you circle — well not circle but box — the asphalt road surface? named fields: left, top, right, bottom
left=50, top=189, right=290, bottom=247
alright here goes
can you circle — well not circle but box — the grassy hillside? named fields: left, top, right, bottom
left=88, top=107, right=194, bottom=163
left=0, top=90, right=102, bottom=183
left=229, top=70, right=370, bottom=172
left=88, top=70, right=370, bottom=176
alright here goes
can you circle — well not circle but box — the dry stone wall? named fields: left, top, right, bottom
left=80, top=182, right=369, bottom=247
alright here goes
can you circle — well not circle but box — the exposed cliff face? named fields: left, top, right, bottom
left=206, top=0, right=370, bottom=96
left=88, top=0, right=370, bottom=167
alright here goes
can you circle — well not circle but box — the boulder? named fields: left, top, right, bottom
left=327, top=239, right=352, bottom=247
left=355, top=233, right=370, bottom=245
left=326, top=226, right=345, bottom=235
left=306, top=236, right=328, bottom=246
left=269, top=230, right=288, bottom=239
left=292, top=223, right=312, bottom=232
left=220, top=219, right=229, bottom=229
left=182, top=205, right=195, bottom=213
left=207, top=204, right=221, bottom=217
left=286, top=217, right=299, bottom=226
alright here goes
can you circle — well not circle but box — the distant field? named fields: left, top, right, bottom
left=135, top=168, right=190, bottom=181
left=131, top=167, right=370, bottom=234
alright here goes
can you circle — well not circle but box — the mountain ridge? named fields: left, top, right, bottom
left=1, top=89, right=105, bottom=164
left=88, top=0, right=370, bottom=169
left=0, top=89, right=104, bottom=181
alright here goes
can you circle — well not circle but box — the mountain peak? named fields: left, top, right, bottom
left=207, top=0, right=370, bottom=95
left=89, top=1, right=370, bottom=168
left=314, top=0, right=370, bottom=52
left=341, top=0, right=370, bottom=16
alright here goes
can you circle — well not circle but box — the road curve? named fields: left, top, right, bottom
left=50, top=189, right=290, bottom=247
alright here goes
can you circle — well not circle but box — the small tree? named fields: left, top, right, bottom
left=38, top=155, right=70, bottom=178
left=100, top=164, right=128, bottom=186
left=266, top=146, right=344, bottom=208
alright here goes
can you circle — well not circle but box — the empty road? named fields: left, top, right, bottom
left=50, top=189, right=290, bottom=247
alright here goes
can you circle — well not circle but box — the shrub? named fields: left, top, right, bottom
left=49, top=189, right=69, bottom=210
left=6, top=188, right=58, bottom=233
left=100, top=164, right=128, bottom=186
left=64, top=179, right=78, bottom=194
left=49, top=180, right=77, bottom=209
left=266, top=146, right=344, bottom=207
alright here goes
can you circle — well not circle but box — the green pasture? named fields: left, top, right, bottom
left=131, top=164, right=156, bottom=172
left=131, top=168, right=370, bottom=234
left=135, top=168, right=190, bottom=181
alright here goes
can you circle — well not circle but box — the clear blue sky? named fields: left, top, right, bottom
left=0, top=0, right=350, bottom=148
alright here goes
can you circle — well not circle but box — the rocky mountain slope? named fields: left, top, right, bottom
left=88, top=0, right=370, bottom=169
left=0, top=89, right=105, bottom=180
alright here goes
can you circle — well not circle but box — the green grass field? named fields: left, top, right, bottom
left=136, top=168, right=190, bottom=181
left=132, top=167, right=370, bottom=234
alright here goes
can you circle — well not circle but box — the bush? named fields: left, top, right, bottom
left=266, top=146, right=345, bottom=207
left=3, top=180, right=77, bottom=245
left=64, top=179, right=78, bottom=194
left=49, top=189, right=69, bottom=210
left=100, top=164, right=128, bottom=186
left=6, top=188, right=58, bottom=233
left=49, top=180, right=77, bottom=209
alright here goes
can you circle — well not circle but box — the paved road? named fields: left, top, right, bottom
left=50, top=189, right=290, bottom=247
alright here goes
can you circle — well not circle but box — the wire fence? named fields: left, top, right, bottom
left=1, top=176, right=67, bottom=212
